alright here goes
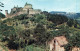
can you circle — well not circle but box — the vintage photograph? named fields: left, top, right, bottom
left=0, top=0, right=80, bottom=51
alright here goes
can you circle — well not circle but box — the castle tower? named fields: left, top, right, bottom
left=16, top=5, right=18, bottom=9
left=5, top=10, right=8, bottom=17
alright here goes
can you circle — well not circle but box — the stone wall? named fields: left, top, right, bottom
left=29, top=9, right=41, bottom=15
left=23, top=4, right=32, bottom=10
left=5, top=10, right=8, bottom=18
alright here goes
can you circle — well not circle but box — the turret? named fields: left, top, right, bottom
left=17, top=5, right=18, bottom=8
left=5, top=10, right=8, bottom=17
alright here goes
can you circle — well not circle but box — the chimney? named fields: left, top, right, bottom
left=5, top=10, right=8, bottom=17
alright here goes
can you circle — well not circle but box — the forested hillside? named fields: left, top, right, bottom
left=0, top=13, right=80, bottom=51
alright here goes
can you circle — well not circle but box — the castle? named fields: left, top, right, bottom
left=5, top=3, right=42, bottom=18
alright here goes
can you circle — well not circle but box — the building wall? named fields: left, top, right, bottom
left=29, top=9, right=41, bottom=15
left=29, top=9, right=36, bottom=15
left=48, top=36, right=68, bottom=51
left=23, top=5, right=32, bottom=10
left=5, top=4, right=41, bottom=18
left=49, top=39, right=65, bottom=51
left=72, top=47, right=80, bottom=51
left=22, top=10, right=29, bottom=14
left=54, top=40, right=65, bottom=51
left=35, top=9, right=41, bottom=14
left=5, top=10, right=8, bottom=18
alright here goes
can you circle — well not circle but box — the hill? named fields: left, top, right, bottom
left=50, top=11, right=80, bottom=19
left=0, top=12, right=80, bottom=51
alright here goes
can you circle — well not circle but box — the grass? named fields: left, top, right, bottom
left=17, top=45, right=46, bottom=51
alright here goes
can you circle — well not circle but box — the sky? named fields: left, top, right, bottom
left=0, top=0, right=80, bottom=14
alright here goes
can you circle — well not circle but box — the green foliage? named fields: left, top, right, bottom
left=0, top=24, right=16, bottom=40
left=34, top=24, right=46, bottom=34
left=34, top=24, right=47, bottom=45
left=46, top=22, right=56, bottom=29
left=0, top=12, right=80, bottom=51
left=21, top=20, right=28, bottom=24
left=64, top=28, right=80, bottom=51
left=17, top=45, right=45, bottom=51
left=67, top=19, right=78, bottom=28
left=47, top=14, right=68, bottom=25
left=68, top=32, right=80, bottom=47
left=0, top=12, right=5, bottom=19
left=0, top=23, right=18, bottom=49
left=14, top=14, right=28, bottom=20
left=30, top=14, right=47, bottom=25
left=12, top=28, right=35, bottom=49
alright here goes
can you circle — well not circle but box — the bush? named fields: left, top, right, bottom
left=7, top=40, right=19, bottom=49
left=14, top=14, right=28, bottom=20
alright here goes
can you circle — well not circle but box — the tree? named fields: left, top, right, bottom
left=32, top=14, right=47, bottom=25
left=0, top=12, right=5, bottom=19
left=0, top=23, right=16, bottom=41
left=67, top=19, right=78, bottom=27
left=0, top=23, right=19, bottom=49
left=14, top=14, right=28, bottom=20
left=34, top=23, right=47, bottom=45
left=65, top=30, right=80, bottom=51
left=47, top=14, right=68, bottom=25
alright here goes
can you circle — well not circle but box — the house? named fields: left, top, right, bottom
left=48, top=36, right=68, bottom=51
